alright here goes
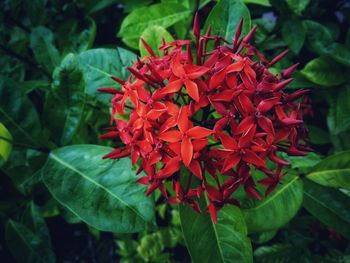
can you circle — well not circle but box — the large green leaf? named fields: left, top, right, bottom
left=0, top=122, right=12, bottom=161
left=327, top=86, right=350, bottom=135
left=77, top=48, right=136, bottom=104
left=303, top=180, right=350, bottom=239
left=30, top=26, right=60, bottom=73
left=5, top=218, right=55, bottom=263
left=118, top=3, right=192, bottom=48
left=180, top=203, right=253, bottom=263
left=139, top=26, right=174, bottom=58
left=0, top=77, right=43, bottom=148
left=282, top=17, right=305, bottom=54
left=301, top=57, right=345, bottom=87
left=44, top=53, right=86, bottom=145
left=303, top=20, right=333, bottom=55
left=204, top=0, right=251, bottom=41
left=306, top=151, right=350, bottom=190
left=42, top=145, right=155, bottom=233
left=243, top=175, right=303, bottom=233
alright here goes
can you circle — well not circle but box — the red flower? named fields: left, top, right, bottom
left=99, top=15, right=310, bottom=223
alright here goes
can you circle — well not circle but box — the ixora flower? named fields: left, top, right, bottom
left=99, top=15, right=310, bottom=223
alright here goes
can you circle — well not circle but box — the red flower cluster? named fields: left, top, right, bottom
left=99, top=16, right=310, bottom=223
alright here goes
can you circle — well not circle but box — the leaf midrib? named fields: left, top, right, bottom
left=244, top=176, right=299, bottom=212
left=308, top=168, right=350, bottom=178
left=49, top=153, right=148, bottom=223
left=303, top=191, right=350, bottom=224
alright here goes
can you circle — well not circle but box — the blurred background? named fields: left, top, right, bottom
left=1, top=0, right=350, bottom=262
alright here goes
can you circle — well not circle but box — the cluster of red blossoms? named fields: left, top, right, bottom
left=99, top=16, right=310, bottom=223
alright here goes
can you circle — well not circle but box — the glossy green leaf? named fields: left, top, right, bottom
left=0, top=78, right=44, bottom=148
left=118, top=3, right=191, bottom=48
left=303, top=180, right=350, bottom=239
left=243, top=0, right=270, bottom=6
left=42, top=145, right=155, bottom=233
left=44, top=53, right=86, bottom=145
left=5, top=219, right=55, bottom=263
left=327, top=86, right=350, bottom=134
left=286, top=0, right=310, bottom=15
left=243, top=175, right=303, bottom=233
left=327, top=43, right=350, bottom=67
left=306, top=151, right=350, bottom=190
left=77, top=48, right=136, bottom=104
left=301, top=57, right=345, bottom=87
left=0, top=122, right=12, bottom=161
left=180, top=203, right=253, bottom=263
left=282, top=18, right=305, bottom=54
left=139, top=26, right=174, bottom=58
left=303, top=20, right=333, bottom=55
left=30, top=26, right=60, bottom=73
left=204, top=0, right=251, bottom=41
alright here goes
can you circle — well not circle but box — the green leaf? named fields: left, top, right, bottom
left=43, top=53, right=86, bottom=145
left=327, top=43, right=350, bottom=67
left=20, top=202, right=53, bottom=246
left=303, top=20, right=333, bottom=55
left=301, top=57, right=345, bottom=87
left=281, top=152, right=321, bottom=173
left=42, top=145, right=155, bottom=233
left=282, top=18, right=305, bottom=54
left=204, top=0, right=251, bottom=41
left=303, top=180, right=350, bottom=239
left=30, top=26, right=60, bottom=73
left=0, top=122, right=12, bottom=161
left=327, top=86, right=350, bottom=134
left=0, top=77, right=44, bottom=148
left=243, top=0, right=270, bottom=6
left=243, top=175, right=303, bottom=233
left=118, top=3, right=192, bottom=49
left=139, top=26, right=174, bottom=58
left=254, top=243, right=303, bottom=263
left=77, top=48, right=136, bottom=104
left=286, top=0, right=310, bottom=15
left=5, top=219, right=55, bottom=263
left=180, top=203, right=253, bottom=263
left=306, top=151, right=350, bottom=190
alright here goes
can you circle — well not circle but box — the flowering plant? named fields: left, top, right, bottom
left=99, top=15, right=310, bottom=222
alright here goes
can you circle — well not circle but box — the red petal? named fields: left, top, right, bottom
left=177, top=106, right=189, bottom=133
left=187, top=126, right=213, bottom=139
left=158, top=130, right=182, bottom=142
left=257, top=97, right=279, bottom=113
left=181, top=137, right=193, bottom=166
left=209, top=68, right=226, bottom=90
left=219, top=133, right=237, bottom=150
left=192, top=139, right=208, bottom=152
left=160, top=79, right=183, bottom=95
left=188, top=160, right=202, bottom=180
left=171, top=53, right=185, bottom=77
left=243, top=150, right=266, bottom=167
left=225, top=61, right=244, bottom=73
left=257, top=116, right=275, bottom=135
left=235, top=116, right=255, bottom=135
left=184, top=79, right=200, bottom=102
left=221, top=153, right=241, bottom=173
